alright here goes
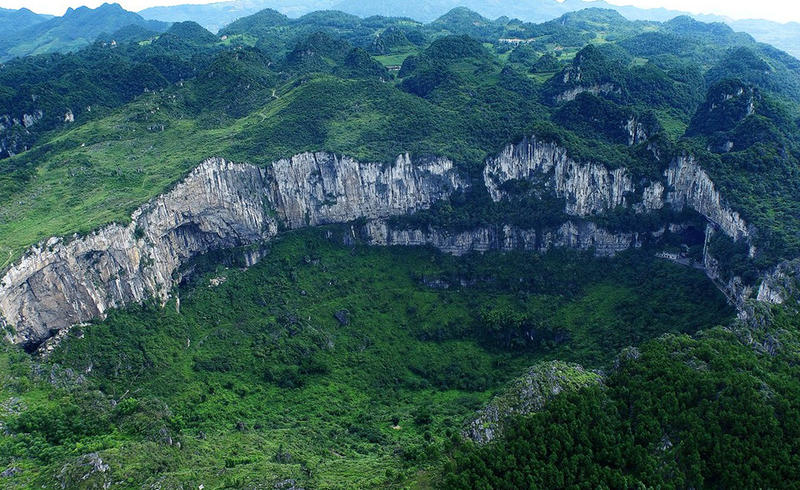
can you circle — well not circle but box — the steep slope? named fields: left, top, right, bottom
left=1, top=153, right=465, bottom=348
left=0, top=134, right=759, bottom=349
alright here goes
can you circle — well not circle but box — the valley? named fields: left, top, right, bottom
left=1, top=2, right=800, bottom=488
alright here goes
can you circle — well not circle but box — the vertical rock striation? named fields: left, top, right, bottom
left=0, top=153, right=466, bottom=347
left=664, top=156, right=748, bottom=241
left=483, top=137, right=748, bottom=244
left=0, top=136, right=764, bottom=347
left=0, top=158, right=275, bottom=347
left=266, top=152, right=464, bottom=228
left=483, top=136, right=634, bottom=215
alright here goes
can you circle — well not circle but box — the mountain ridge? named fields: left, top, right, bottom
left=137, top=0, right=800, bottom=58
left=0, top=2, right=169, bottom=60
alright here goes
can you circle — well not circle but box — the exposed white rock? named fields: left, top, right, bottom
left=0, top=138, right=762, bottom=347
left=638, top=181, right=665, bottom=212
left=361, top=219, right=636, bottom=257
left=665, top=155, right=748, bottom=241
left=756, top=260, right=800, bottom=305
left=0, top=158, right=275, bottom=347
left=22, top=110, right=43, bottom=128
left=266, top=152, right=465, bottom=228
left=540, top=221, right=640, bottom=256
left=624, top=116, right=648, bottom=146
left=361, top=220, right=536, bottom=255
left=484, top=139, right=748, bottom=244
left=556, top=83, right=620, bottom=103
left=0, top=154, right=465, bottom=347
left=483, top=136, right=634, bottom=215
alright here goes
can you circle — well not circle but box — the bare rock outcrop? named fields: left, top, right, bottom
left=464, top=361, right=601, bottom=444
left=267, top=152, right=464, bottom=228
left=483, top=137, right=748, bottom=244
left=757, top=259, right=800, bottom=306
left=483, top=136, right=634, bottom=215
left=0, top=158, right=275, bottom=347
left=360, top=219, right=639, bottom=257
left=1, top=153, right=465, bottom=347
left=664, top=155, right=748, bottom=241
left=0, top=137, right=765, bottom=347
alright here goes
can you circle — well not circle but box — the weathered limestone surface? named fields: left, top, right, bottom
left=0, top=137, right=766, bottom=346
left=359, top=220, right=639, bottom=257
left=1, top=154, right=465, bottom=347
left=267, top=152, right=464, bottom=228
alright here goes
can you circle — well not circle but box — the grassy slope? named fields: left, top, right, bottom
left=0, top=67, right=547, bottom=269
left=0, top=229, right=732, bottom=488
left=0, top=77, right=443, bottom=268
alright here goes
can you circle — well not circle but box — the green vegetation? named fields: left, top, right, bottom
left=3, top=6, right=800, bottom=487
left=3, top=5, right=800, bottom=271
left=0, top=228, right=731, bottom=487
left=447, top=325, right=800, bottom=487
left=0, top=3, right=168, bottom=60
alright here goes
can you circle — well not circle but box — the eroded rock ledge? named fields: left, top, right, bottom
left=359, top=219, right=641, bottom=257
left=0, top=137, right=761, bottom=347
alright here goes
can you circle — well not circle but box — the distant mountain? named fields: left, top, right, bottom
left=136, top=0, right=800, bottom=59
left=330, top=0, right=800, bottom=58
left=0, top=2, right=168, bottom=61
left=0, top=7, right=51, bottom=38
left=139, top=0, right=334, bottom=33
left=727, top=19, right=800, bottom=59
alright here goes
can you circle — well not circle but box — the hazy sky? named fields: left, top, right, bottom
left=6, top=0, right=800, bottom=23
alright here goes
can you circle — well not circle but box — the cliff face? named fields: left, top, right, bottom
left=1, top=153, right=465, bottom=348
left=483, top=137, right=634, bottom=215
left=266, top=152, right=464, bottom=228
left=360, top=219, right=639, bottom=257
left=665, top=156, right=748, bottom=241
left=483, top=138, right=748, bottom=241
left=756, top=259, right=800, bottom=306
left=482, top=137, right=755, bottom=308
left=555, top=83, right=620, bottom=103
left=0, top=158, right=275, bottom=347
left=0, top=137, right=762, bottom=347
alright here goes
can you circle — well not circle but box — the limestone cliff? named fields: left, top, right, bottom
left=360, top=219, right=639, bottom=257
left=483, top=137, right=748, bottom=244
left=555, top=83, right=621, bottom=103
left=756, top=259, right=800, bottom=307
left=665, top=156, right=748, bottom=241
left=266, top=152, right=463, bottom=228
left=0, top=158, right=274, bottom=347
left=483, top=136, right=634, bottom=215
left=0, top=153, right=465, bottom=348
left=0, top=136, right=766, bottom=347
